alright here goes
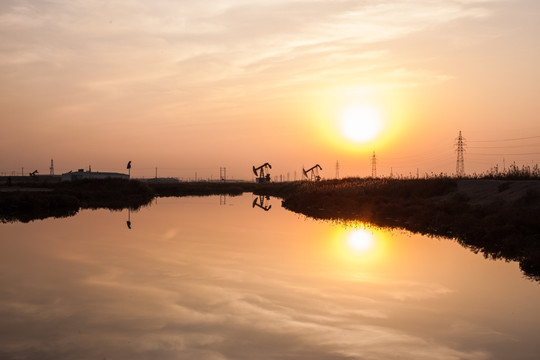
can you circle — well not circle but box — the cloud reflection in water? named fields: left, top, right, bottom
left=0, top=196, right=539, bottom=360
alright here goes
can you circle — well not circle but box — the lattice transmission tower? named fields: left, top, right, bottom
left=371, top=152, right=377, bottom=178
left=220, top=167, right=227, bottom=181
left=335, top=161, right=340, bottom=179
left=455, top=131, right=466, bottom=177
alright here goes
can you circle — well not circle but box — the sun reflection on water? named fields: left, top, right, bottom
left=329, top=222, right=389, bottom=266
left=347, top=229, right=374, bottom=252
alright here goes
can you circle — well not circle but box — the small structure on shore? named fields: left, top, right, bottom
left=61, top=169, right=129, bottom=182
left=127, top=161, right=132, bottom=178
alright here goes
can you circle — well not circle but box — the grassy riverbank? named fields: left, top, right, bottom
left=279, top=178, right=540, bottom=281
left=0, top=179, right=154, bottom=222
left=0, top=180, right=270, bottom=222
left=1, top=177, right=539, bottom=280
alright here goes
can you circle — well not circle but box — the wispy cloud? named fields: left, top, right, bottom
left=0, top=0, right=499, bottom=104
left=0, top=0, right=512, bottom=173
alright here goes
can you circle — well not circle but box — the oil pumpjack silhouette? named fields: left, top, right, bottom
left=303, top=164, right=322, bottom=181
left=252, top=163, right=272, bottom=183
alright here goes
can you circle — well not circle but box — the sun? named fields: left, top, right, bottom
left=339, top=105, right=383, bottom=143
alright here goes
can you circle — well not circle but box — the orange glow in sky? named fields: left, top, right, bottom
left=1, top=1, right=539, bottom=179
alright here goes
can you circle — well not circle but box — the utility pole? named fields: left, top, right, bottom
left=455, top=131, right=466, bottom=177
left=335, top=160, right=340, bottom=179
left=50, top=159, right=54, bottom=175
left=371, top=152, right=376, bottom=178
left=155, top=167, right=158, bottom=179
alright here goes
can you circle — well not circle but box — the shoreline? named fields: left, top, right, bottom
left=1, top=178, right=539, bottom=280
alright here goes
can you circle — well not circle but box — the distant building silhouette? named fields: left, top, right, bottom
left=61, top=169, right=128, bottom=181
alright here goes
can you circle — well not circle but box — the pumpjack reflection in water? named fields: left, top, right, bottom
left=126, top=208, right=132, bottom=229
left=252, top=195, right=272, bottom=211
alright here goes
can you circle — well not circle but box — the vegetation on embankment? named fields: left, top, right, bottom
left=280, top=178, right=540, bottom=281
left=0, top=179, right=299, bottom=223
left=0, top=179, right=296, bottom=223
left=1, top=177, right=539, bottom=280
left=150, top=180, right=308, bottom=198
left=150, top=181, right=258, bottom=197
left=0, top=191, right=80, bottom=223
left=55, top=178, right=154, bottom=209
left=0, top=179, right=154, bottom=223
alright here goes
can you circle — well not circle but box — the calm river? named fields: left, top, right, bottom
left=1, top=194, right=539, bottom=360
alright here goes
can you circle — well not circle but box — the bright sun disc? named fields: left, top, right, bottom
left=340, top=105, right=383, bottom=143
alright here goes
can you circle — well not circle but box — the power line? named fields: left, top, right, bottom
left=382, top=148, right=453, bottom=161
left=469, top=144, right=540, bottom=149
left=469, top=152, right=540, bottom=156
left=371, top=152, right=376, bottom=178
left=469, top=135, right=540, bottom=143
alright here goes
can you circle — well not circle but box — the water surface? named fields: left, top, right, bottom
left=1, top=195, right=539, bottom=359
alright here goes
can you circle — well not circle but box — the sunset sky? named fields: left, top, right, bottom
left=1, top=0, right=539, bottom=180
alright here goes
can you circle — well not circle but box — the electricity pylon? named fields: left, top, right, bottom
left=455, top=131, right=466, bottom=177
